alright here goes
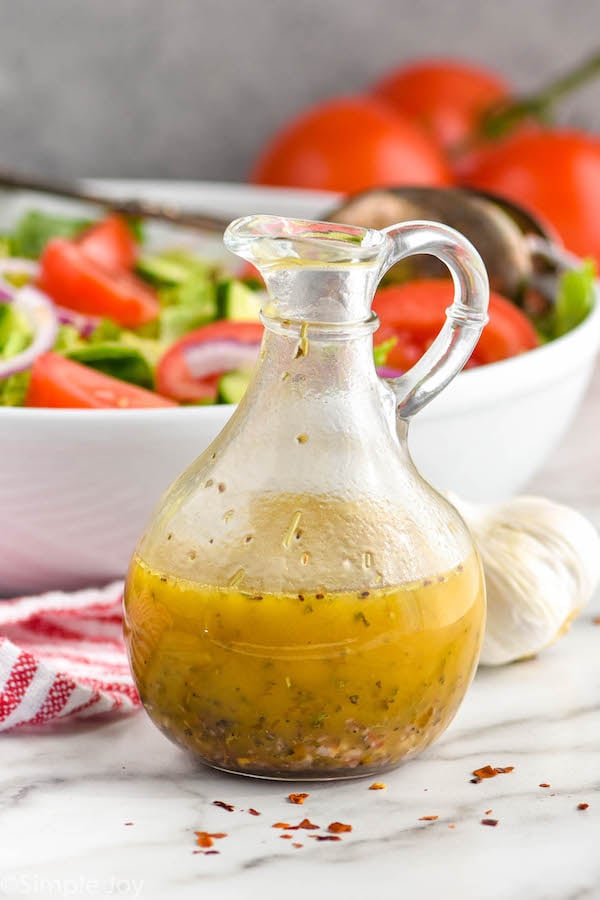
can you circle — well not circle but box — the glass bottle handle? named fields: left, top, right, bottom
left=380, top=220, right=489, bottom=418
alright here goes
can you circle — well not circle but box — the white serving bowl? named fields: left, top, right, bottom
left=2, top=181, right=600, bottom=595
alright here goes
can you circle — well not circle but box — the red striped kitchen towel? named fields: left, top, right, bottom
left=0, top=581, right=139, bottom=730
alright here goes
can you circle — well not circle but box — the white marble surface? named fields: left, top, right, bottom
left=1, top=369, right=599, bottom=900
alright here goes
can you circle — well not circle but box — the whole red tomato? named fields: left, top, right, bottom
left=371, top=59, right=510, bottom=155
left=250, top=96, right=451, bottom=193
left=463, top=129, right=600, bottom=263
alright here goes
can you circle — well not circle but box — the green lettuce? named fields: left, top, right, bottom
left=9, top=210, right=91, bottom=258
left=0, top=303, right=31, bottom=358
left=553, top=259, right=596, bottom=337
left=0, top=371, right=30, bottom=406
left=159, top=305, right=215, bottom=342
left=53, top=324, right=83, bottom=353
left=536, top=260, right=596, bottom=341
left=0, top=303, right=32, bottom=405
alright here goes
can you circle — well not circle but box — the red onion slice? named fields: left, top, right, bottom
left=0, top=258, right=39, bottom=278
left=0, top=284, right=58, bottom=379
left=0, top=258, right=40, bottom=304
left=183, top=341, right=401, bottom=382
left=376, top=365, right=404, bottom=379
left=55, top=306, right=101, bottom=337
left=183, top=339, right=261, bottom=379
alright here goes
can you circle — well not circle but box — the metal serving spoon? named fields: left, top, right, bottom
left=0, top=168, right=232, bottom=233
left=0, top=170, right=555, bottom=302
left=325, top=186, right=553, bottom=301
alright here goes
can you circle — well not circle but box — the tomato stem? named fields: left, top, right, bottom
left=479, top=50, right=600, bottom=139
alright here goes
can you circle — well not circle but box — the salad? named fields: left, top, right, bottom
left=0, top=209, right=594, bottom=409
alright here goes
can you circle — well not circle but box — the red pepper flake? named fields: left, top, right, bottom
left=419, top=815, right=439, bottom=822
left=280, top=834, right=293, bottom=839
left=288, top=792, right=309, bottom=805
left=195, top=832, right=213, bottom=848
left=369, top=782, right=386, bottom=790
left=472, top=765, right=514, bottom=781
left=485, top=809, right=493, bottom=816
left=292, top=842, right=303, bottom=848
left=539, top=783, right=551, bottom=788
left=194, top=831, right=228, bottom=848
left=298, top=817, right=319, bottom=830
left=577, top=803, right=589, bottom=810
left=448, top=824, right=456, bottom=829
left=310, top=835, right=341, bottom=841
left=204, top=850, right=220, bottom=856
left=481, top=818, right=499, bottom=827
left=248, top=808, right=261, bottom=816
left=213, top=800, right=234, bottom=811
left=328, top=822, right=352, bottom=833
left=273, top=817, right=319, bottom=831
left=124, top=822, right=134, bottom=826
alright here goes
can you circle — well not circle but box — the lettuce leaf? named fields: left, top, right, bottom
left=0, top=303, right=31, bottom=358
left=9, top=210, right=91, bottom=258
left=159, top=305, right=215, bottom=342
left=536, top=260, right=596, bottom=341
left=53, top=324, right=83, bottom=353
left=553, top=259, right=596, bottom=338
left=89, top=319, right=123, bottom=343
left=0, top=371, right=30, bottom=406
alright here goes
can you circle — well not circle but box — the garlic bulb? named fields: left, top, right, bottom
left=451, top=494, right=600, bottom=666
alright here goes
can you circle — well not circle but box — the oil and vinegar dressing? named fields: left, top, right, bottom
left=124, top=530, right=484, bottom=778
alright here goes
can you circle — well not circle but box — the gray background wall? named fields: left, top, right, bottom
left=1, top=0, right=599, bottom=181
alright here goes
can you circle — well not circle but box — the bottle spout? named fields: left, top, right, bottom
left=224, top=215, right=386, bottom=267
left=224, top=215, right=386, bottom=325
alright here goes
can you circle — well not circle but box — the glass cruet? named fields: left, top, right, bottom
left=124, top=215, right=489, bottom=780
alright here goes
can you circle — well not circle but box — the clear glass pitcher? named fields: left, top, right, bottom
left=124, top=215, right=489, bottom=780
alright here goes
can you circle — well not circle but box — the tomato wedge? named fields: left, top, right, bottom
left=77, top=214, right=138, bottom=271
left=373, top=280, right=539, bottom=370
left=38, top=238, right=159, bottom=328
left=26, top=353, right=175, bottom=409
left=157, top=321, right=264, bottom=403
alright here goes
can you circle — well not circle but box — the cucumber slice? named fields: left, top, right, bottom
left=66, top=343, right=155, bottom=389
left=218, top=369, right=252, bottom=404
left=137, top=255, right=192, bottom=285
left=218, top=280, right=262, bottom=321
left=137, top=251, right=212, bottom=286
